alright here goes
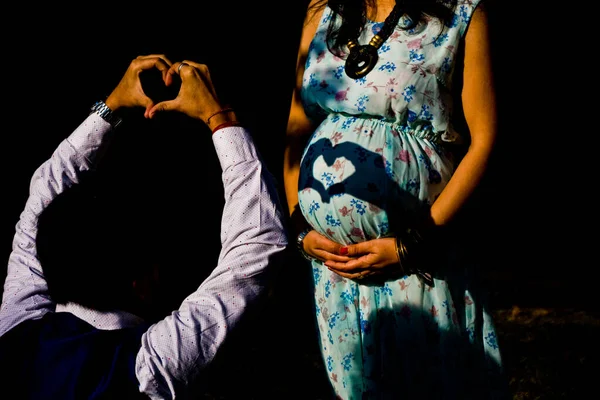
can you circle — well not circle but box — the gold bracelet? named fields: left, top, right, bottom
left=394, top=237, right=407, bottom=276
left=206, top=107, right=234, bottom=125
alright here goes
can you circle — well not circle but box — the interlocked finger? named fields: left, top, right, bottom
left=355, top=270, right=369, bottom=280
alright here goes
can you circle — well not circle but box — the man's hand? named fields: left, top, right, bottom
left=147, top=61, right=230, bottom=128
left=105, top=54, right=173, bottom=115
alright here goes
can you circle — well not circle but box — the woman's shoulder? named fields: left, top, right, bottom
left=304, top=0, right=330, bottom=29
left=453, top=0, right=487, bottom=37
left=298, top=0, right=330, bottom=57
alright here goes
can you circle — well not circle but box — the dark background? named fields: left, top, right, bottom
left=1, top=1, right=594, bottom=398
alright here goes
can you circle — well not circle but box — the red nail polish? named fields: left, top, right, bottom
left=340, top=247, right=348, bottom=255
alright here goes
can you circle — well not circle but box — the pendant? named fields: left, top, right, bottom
left=344, top=44, right=379, bottom=80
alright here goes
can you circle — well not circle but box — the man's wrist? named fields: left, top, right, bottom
left=103, top=95, right=119, bottom=112
left=90, top=100, right=122, bottom=128
left=207, top=109, right=238, bottom=132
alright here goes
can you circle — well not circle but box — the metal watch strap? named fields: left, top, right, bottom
left=296, top=228, right=315, bottom=261
left=90, top=100, right=122, bottom=128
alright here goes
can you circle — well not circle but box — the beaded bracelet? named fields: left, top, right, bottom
left=211, top=121, right=242, bottom=134
left=206, top=107, right=234, bottom=125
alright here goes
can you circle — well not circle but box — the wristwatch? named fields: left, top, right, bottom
left=90, top=100, right=122, bottom=128
left=296, top=228, right=315, bottom=261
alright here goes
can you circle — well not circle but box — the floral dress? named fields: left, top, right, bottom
left=297, top=1, right=507, bottom=398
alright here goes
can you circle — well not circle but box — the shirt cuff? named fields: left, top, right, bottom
left=66, top=113, right=113, bottom=165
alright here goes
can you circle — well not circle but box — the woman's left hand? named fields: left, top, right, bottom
left=324, top=237, right=402, bottom=281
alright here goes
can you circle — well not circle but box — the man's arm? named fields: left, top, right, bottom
left=0, top=54, right=178, bottom=336
left=135, top=125, right=288, bottom=399
left=0, top=113, right=114, bottom=337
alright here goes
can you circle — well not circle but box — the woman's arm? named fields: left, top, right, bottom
left=428, top=3, right=497, bottom=227
left=283, top=1, right=355, bottom=264
left=283, top=0, right=323, bottom=235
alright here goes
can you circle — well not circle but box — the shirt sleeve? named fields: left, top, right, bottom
left=0, top=114, right=114, bottom=337
left=135, top=126, right=288, bottom=399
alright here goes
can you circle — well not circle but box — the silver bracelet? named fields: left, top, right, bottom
left=90, top=100, right=122, bottom=128
left=296, top=228, right=315, bottom=261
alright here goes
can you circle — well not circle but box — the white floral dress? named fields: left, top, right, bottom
left=297, top=1, right=507, bottom=398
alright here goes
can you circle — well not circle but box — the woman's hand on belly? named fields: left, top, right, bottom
left=324, top=237, right=403, bottom=281
left=302, top=230, right=353, bottom=263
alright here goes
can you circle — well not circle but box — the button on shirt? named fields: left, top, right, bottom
left=0, top=113, right=288, bottom=399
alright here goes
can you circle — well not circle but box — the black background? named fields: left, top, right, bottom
left=0, top=1, right=591, bottom=398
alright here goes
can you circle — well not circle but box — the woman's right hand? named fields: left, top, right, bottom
left=301, top=230, right=352, bottom=264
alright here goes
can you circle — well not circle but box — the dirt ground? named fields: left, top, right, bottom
left=199, top=274, right=599, bottom=400
left=485, top=277, right=599, bottom=400
left=492, top=305, right=598, bottom=399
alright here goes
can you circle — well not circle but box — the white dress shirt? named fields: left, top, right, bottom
left=0, top=112, right=288, bottom=399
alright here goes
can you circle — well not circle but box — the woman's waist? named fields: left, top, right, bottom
left=316, top=113, right=449, bottom=144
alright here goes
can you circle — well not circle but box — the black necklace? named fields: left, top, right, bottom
left=344, top=3, right=403, bottom=80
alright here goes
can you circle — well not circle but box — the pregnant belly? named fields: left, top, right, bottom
left=297, top=136, right=413, bottom=245
left=297, top=116, right=453, bottom=245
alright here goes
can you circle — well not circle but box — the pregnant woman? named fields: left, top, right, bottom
left=283, top=0, right=507, bottom=398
